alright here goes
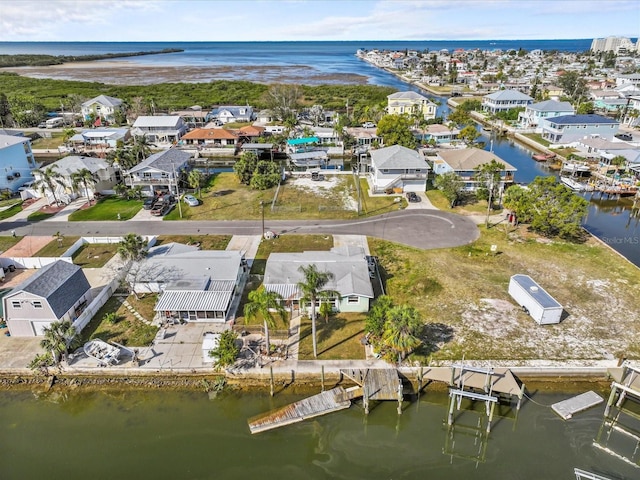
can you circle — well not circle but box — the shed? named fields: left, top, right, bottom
left=508, top=274, right=563, bottom=325
left=202, top=333, right=221, bottom=364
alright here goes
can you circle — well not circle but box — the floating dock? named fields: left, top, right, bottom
left=551, top=391, right=603, bottom=420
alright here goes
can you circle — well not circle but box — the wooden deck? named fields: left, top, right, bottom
left=248, top=387, right=352, bottom=434
left=341, top=368, right=401, bottom=400
left=420, top=366, right=522, bottom=396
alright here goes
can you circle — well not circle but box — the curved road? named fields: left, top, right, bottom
left=0, top=210, right=479, bottom=250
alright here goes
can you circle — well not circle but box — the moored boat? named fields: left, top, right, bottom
left=560, top=176, right=587, bottom=191
left=532, top=152, right=556, bottom=162
left=83, top=339, right=121, bottom=366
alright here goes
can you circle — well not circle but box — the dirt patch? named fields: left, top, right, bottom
left=1, top=236, right=54, bottom=258
left=290, top=175, right=357, bottom=211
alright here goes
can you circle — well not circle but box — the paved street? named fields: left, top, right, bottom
left=0, top=209, right=479, bottom=250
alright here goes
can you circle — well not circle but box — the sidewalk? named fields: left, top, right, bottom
left=43, top=197, right=87, bottom=222
left=9, top=197, right=48, bottom=222
left=226, top=235, right=261, bottom=267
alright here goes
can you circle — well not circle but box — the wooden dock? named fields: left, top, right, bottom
left=341, top=368, right=401, bottom=400
left=248, top=386, right=352, bottom=434
left=551, top=391, right=603, bottom=420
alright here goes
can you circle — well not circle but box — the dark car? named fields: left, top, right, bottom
left=143, top=197, right=156, bottom=210
left=406, top=192, right=420, bottom=203
left=615, top=133, right=633, bottom=141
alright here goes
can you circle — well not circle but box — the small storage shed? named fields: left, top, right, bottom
left=202, top=333, right=221, bottom=364
left=508, top=274, right=563, bottom=325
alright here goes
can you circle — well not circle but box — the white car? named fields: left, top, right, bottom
left=183, top=194, right=199, bottom=206
left=362, top=122, right=376, bottom=128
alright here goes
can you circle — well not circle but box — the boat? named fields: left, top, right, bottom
left=83, top=339, right=121, bottom=366
left=561, top=162, right=591, bottom=174
left=560, top=176, right=587, bottom=191
left=532, top=152, right=556, bottom=162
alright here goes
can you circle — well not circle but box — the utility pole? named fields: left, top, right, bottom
left=260, top=200, right=265, bottom=237
left=485, top=176, right=494, bottom=228
left=172, top=163, right=182, bottom=219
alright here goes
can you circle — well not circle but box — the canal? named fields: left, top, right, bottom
left=1, top=386, right=638, bottom=479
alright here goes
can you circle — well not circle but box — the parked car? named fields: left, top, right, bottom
left=406, top=192, right=420, bottom=203
left=151, top=203, right=173, bottom=216
left=143, top=197, right=156, bottom=210
left=362, top=122, right=376, bottom=128
left=615, top=133, right=633, bottom=141
left=183, top=194, right=199, bottom=206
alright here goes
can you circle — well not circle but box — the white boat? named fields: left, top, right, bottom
left=561, top=162, right=591, bottom=174
left=560, top=176, right=587, bottom=192
left=83, top=339, right=121, bottom=366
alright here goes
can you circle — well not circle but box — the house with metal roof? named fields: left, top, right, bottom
left=125, top=149, right=191, bottom=197
left=263, top=246, right=374, bottom=314
left=387, top=91, right=437, bottom=120
left=34, top=155, right=121, bottom=204
left=131, top=115, right=187, bottom=144
left=414, top=124, right=460, bottom=145
left=0, top=134, right=37, bottom=193
left=367, top=144, right=430, bottom=193
left=127, top=243, right=247, bottom=324
left=81, top=95, right=124, bottom=123
left=540, top=114, right=620, bottom=144
left=68, top=127, right=130, bottom=149
left=432, top=148, right=516, bottom=192
left=518, top=100, right=575, bottom=130
left=206, top=106, right=255, bottom=125
left=482, top=89, right=533, bottom=114
left=3, top=260, right=92, bottom=337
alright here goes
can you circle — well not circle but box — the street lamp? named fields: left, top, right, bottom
left=260, top=200, right=265, bottom=236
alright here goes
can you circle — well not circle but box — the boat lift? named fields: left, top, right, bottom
left=447, top=364, right=499, bottom=433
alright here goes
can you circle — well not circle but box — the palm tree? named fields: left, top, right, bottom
left=187, top=169, right=203, bottom=197
left=382, top=305, right=423, bottom=364
left=113, top=183, right=128, bottom=198
left=131, top=135, right=153, bottom=164
left=243, top=288, right=286, bottom=353
left=117, top=233, right=147, bottom=262
left=297, top=264, right=340, bottom=358
left=40, top=320, right=78, bottom=366
left=33, top=165, right=65, bottom=206
left=71, top=168, right=97, bottom=205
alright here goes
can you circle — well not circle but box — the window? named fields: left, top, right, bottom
left=33, top=301, right=42, bottom=309
left=348, top=296, right=359, bottom=304
left=12, top=301, right=20, bottom=309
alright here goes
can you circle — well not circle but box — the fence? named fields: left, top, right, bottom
left=73, top=277, right=121, bottom=333
left=232, top=324, right=291, bottom=340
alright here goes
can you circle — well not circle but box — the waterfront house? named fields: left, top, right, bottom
left=3, top=260, right=92, bottom=337
left=387, top=91, right=437, bottom=121
left=518, top=100, right=575, bottom=130
left=237, top=125, right=266, bottom=143
left=126, top=243, right=247, bottom=323
left=482, top=89, right=533, bottom=114
left=368, top=144, right=430, bottom=193
left=0, top=134, right=37, bottom=193
left=432, top=148, right=516, bottom=192
left=125, top=149, right=191, bottom=197
left=206, top=106, right=255, bottom=125
left=170, top=106, right=208, bottom=128
left=68, top=127, right=130, bottom=150
left=34, top=155, right=121, bottom=203
left=263, top=246, right=374, bottom=314
left=181, top=128, right=238, bottom=147
left=345, top=126, right=383, bottom=152
left=540, top=114, right=620, bottom=144
left=414, top=124, right=460, bottom=145
left=81, top=95, right=124, bottom=123
left=131, top=116, right=187, bottom=144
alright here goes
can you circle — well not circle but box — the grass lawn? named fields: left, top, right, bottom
left=0, top=202, right=23, bottom=220
left=154, top=235, right=232, bottom=250
left=68, top=196, right=142, bottom=221
left=357, top=178, right=408, bottom=216
left=31, top=133, right=64, bottom=149
left=27, top=211, right=55, bottom=221
left=79, top=294, right=158, bottom=347
left=298, top=313, right=366, bottom=360
left=426, top=189, right=502, bottom=216
left=369, top=225, right=640, bottom=363
left=33, top=236, right=80, bottom=256
left=0, top=236, right=21, bottom=252
left=522, top=133, right=551, bottom=147
left=71, top=243, right=119, bottom=267
left=251, top=234, right=334, bottom=274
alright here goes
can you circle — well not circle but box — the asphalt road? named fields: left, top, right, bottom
left=0, top=210, right=479, bottom=250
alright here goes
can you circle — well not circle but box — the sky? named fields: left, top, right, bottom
left=0, top=0, right=638, bottom=42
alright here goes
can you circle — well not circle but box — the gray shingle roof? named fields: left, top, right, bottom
left=484, top=89, right=533, bottom=101
left=546, top=114, right=618, bottom=125
left=47, top=155, right=110, bottom=176
left=127, top=149, right=192, bottom=174
left=528, top=100, right=574, bottom=112
left=436, top=148, right=517, bottom=171
left=387, top=91, right=433, bottom=103
left=8, top=260, right=90, bottom=318
left=370, top=145, right=429, bottom=170
left=82, top=94, right=123, bottom=108
left=0, top=134, right=29, bottom=150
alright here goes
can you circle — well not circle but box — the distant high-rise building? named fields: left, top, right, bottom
left=590, top=36, right=635, bottom=53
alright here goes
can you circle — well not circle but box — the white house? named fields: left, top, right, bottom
left=126, top=242, right=247, bottom=323
left=81, top=95, right=125, bottom=123
left=131, top=116, right=187, bottom=144
left=3, top=260, right=92, bottom=337
left=540, top=114, right=620, bottom=144
left=68, top=127, right=131, bottom=149
left=206, top=106, right=255, bottom=124
left=518, top=100, right=575, bottom=130
left=125, top=149, right=191, bottom=197
left=34, top=155, right=121, bottom=204
left=263, top=246, right=374, bottom=314
left=387, top=91, right=437, bottom=120
left=414, top=124, right=460, bottom=145
left=482, top=89, right=533, bottom=114
left=0, top=134, right=38, bottom=193
left=368, top=144, right=430, bottom=193
left=432, top=148, right=516, bottom=192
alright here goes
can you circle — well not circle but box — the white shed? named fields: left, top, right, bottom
left=508, top=274, right=563, bottom=325
left=202, top=333, right=221, bottom=364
